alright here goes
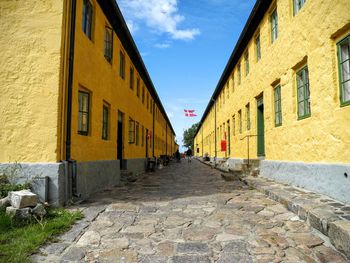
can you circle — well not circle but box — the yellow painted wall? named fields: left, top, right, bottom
left=0, top=0, right=65, bottom=163
left=70, top=0, right=174, bottom=162
left=196, top=0, right=350, bottom=164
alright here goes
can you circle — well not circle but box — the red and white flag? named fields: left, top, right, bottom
left=184, top=109, right=197, bottom=117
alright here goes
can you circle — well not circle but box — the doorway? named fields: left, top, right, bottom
left=117, top=111, right=125, bottom=169
left=257, top=96, right=265, bottom=156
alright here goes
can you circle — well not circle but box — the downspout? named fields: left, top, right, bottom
left=165, top=123, right=168, bottom=156
left=152, top=102, right=155, bottom=157
left=66, top=0, right=77, bottom=161
left=213, top=98, right=217, bottom=163
left=65, top=0, right=78, bottom=199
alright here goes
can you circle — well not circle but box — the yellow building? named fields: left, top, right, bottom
left=0, top=0, right=176, bottom=205
left=194, top=0, right=350, bottom=203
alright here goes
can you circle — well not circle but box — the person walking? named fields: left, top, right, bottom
left=175, top=149, right=181, bottom=163
left=186, top=147, right=193, bottom=163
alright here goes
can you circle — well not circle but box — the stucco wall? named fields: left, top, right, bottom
left=196, top=0, right=350, bottom=164
left=0, top=0, right=65, bottom=163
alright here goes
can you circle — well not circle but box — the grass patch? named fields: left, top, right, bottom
left=0, top=208, right=83, bottom=263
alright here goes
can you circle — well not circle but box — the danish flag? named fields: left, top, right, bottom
left=184, top=109, right=197, bottom=117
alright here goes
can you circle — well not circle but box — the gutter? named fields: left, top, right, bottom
left=152, top=102, right=155, bottom=157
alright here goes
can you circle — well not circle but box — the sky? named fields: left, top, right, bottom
left=117, top=0, right=256, bottom=150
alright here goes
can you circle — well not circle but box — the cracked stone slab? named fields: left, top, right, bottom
left=329, top=220, right=350, bottom=258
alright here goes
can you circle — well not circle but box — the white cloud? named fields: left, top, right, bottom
left=118, top=0, right=200, bottom=41
left=154, top=43, right=171, bottom=49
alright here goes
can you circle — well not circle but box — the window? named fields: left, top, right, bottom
left=232, top=73, right=235, bottom=93
left=102, top=104, right=109, bottom=140
left=245, top=51, right=249, bottom=76
left=78, top=91, right=90, bottom=135
left=338, top=35, right=350, bottom=106
left=128, top=118, right=135, bottom=143
left=130, top=67, right=134, bottom=90
left=271, top=9, right=278, bottom=43
left=294, top=0, right=306, bottom=15
left=238, top=110, right=242, bottom=133
left=142, top=86, right=145, bottom=104
left=223, top=89, right=225, bottom=104
left=256, top=34, right=261, bottom=61
left=135, top=122, right=139, bottom=145
left=104, top=26, right=113, bottom=62
left=150, top=99, right=153, bottom=114
left=141, top=126, right=145, bottom=147
left=246, top=103, right=250, bottom=130
left=82, top=0, right=93, bottom=39
left=227, top=81, right=230, bottom=99
left=146, top=93, right=149, bottom=109
left=274, top=85, right=282, bottom=126
left=136, top=77, right=140, bottom=97
left=119, top=51, right=125, bottom=79
left=296, top=66, right=311, bottom=119
left=238, top=63, right=241, bottom=85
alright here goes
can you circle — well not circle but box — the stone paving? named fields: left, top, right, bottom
left=32, top=160, right=348, bottom=263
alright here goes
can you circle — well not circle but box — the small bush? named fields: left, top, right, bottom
left=0, top=182, right=31, bottom=198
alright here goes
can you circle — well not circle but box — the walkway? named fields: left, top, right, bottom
left=32, top=160, right=347, bottom=262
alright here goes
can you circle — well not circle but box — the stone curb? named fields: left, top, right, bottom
left=195, top=158, right=350, bottom=259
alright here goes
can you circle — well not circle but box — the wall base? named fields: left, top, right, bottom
left=260, top=160, right=350, bottom=204
left=76, top=160, right=120, bottom=200
left=124, top=158, right=147, bottom=176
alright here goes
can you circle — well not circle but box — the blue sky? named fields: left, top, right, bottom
left=118, top=0, right=255, bottom=150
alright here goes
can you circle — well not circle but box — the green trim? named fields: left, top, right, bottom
left=297, top=113, right=311, bottom=121
left=274, top=85, right=282, bottom=127
left=296, top=66, right=311, bottom=119
left=270, top=9, right=278, bottom=43
left=337, top=35, right=350, bottom=107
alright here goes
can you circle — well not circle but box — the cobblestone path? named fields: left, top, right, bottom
left=33, top=160, right=348, bottom=263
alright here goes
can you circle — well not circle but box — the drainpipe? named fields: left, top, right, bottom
left=165, top=123, right=168, bottom=156
left=65, top=0, right=79, bottom=200
left=152, top=102, right=155, bottom=157
left=212, top=98, right=217, bottom=163
left=65, top=0, right=77, bottom=161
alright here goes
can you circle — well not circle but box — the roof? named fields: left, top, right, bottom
left=97, top=0, right=176, bottom=136
left=194, top=0, right=272, bottom=138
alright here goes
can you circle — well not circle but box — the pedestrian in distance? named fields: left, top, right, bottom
left=186, top=147, right=193, bottom=163
left=175, top=149, right=181, bottom=163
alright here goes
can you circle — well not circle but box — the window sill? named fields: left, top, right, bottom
left=78, top=131, right=89, bottom=136
left=275, top=123, right=282, bottom=127
left=297, top=114, right=311, bottom=121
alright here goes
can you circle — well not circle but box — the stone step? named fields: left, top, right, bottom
left=243, top=176, right=350, bottom=259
